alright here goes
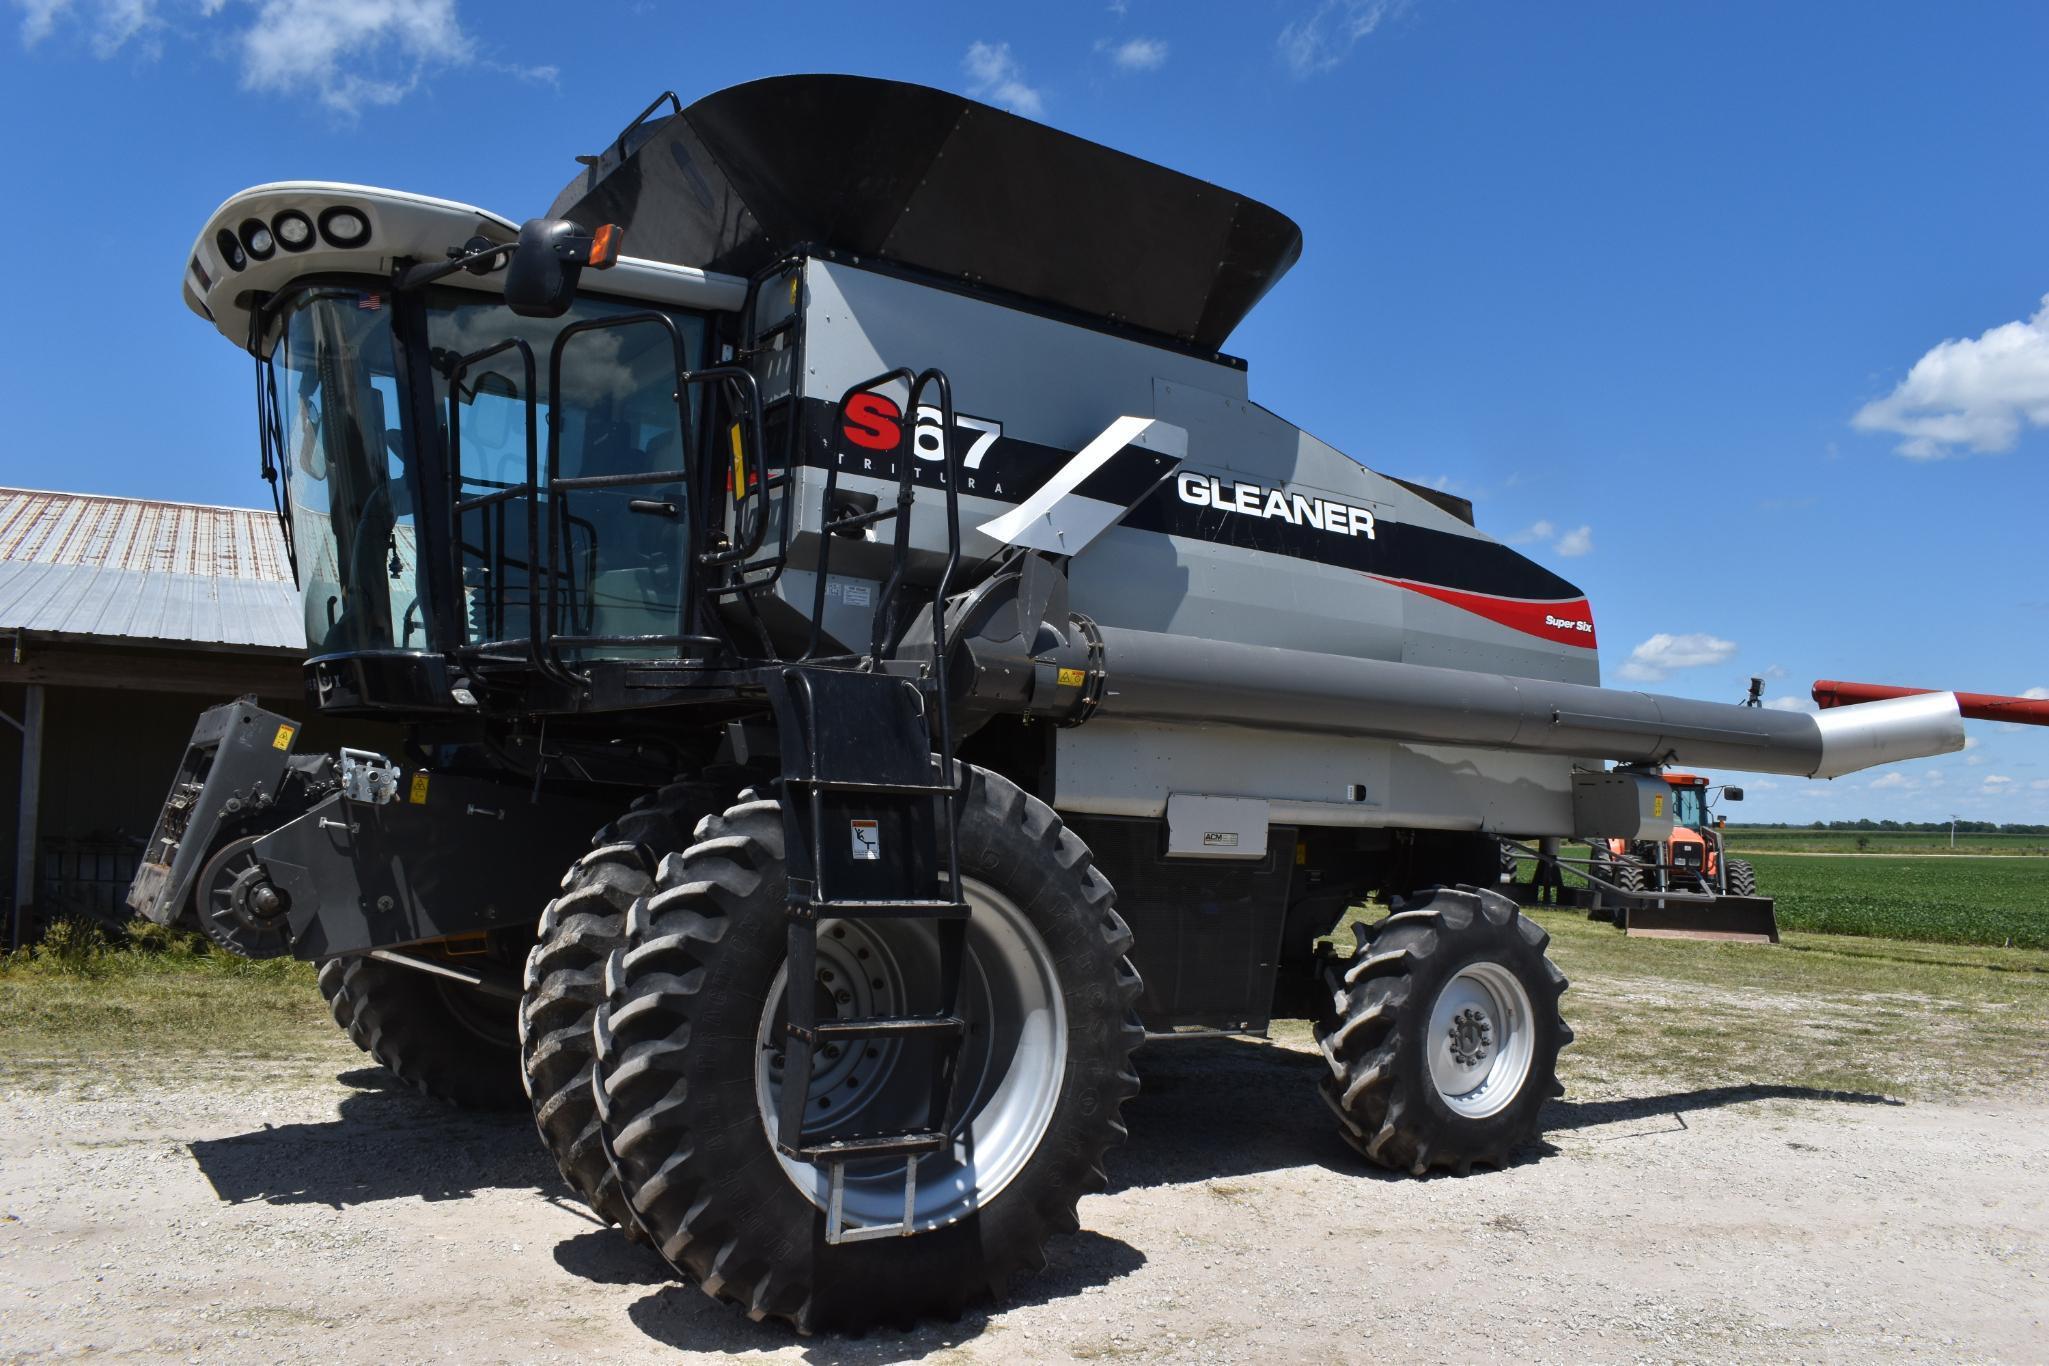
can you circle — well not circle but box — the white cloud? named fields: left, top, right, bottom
left=16, top=0, right=533, bottom=114
left=1764, top=695, right=1818, bottom=713
left=2023, top=686, right=2049, bottom=700
left=1759, top=663, right=1789, bottom=681
left=963, top=40, right=1044, bottom=117
left=1617, top=631, right=1739, bottom=683
left=1506, top=519, right=1590, bottom=557
left=2031, top=779, right=2049, bottom=792
left=1277, top=0, right=1408, bottom=78
left=1983, top=774, right=2015, bottom=788
left=239, top=0, right=471, bottom=114
left=1100, top=35, right=1166, bottom=70
left=1852, top=294, right=2049, bottom=458
left=1966, top=751, right=1989, bottom=767
left=1867, top=772, right=1916, bottom=791
left=16, top=0, right=68, bottom=45
left=17, top=0, right=158, bottom=54
left=1964, top=735, right=1980, bottom=749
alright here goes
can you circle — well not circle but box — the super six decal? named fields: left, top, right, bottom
left=824, top=395, right=1591, bottom=646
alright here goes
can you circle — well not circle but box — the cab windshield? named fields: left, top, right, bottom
left=1670, top=785, right=1706, bottom=830
left=266, top=283, right=707, bottom=658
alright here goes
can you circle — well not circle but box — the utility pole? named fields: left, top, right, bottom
left=1950, top=814, right=1958, bottom=850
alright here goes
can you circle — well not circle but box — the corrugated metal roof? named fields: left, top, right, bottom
left=0, top=488, right=303, bottom=651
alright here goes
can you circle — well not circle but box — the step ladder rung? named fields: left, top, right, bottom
left=795, top=1129, right=948, bottom=1163
left=789, top=1014, right=964, bottom=1044
left=790, top=776, right=954, bottom=796
left=798, top=898, right=969, bottom=921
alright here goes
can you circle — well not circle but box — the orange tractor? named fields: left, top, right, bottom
left=1589, top=772, right=1774, bottom=941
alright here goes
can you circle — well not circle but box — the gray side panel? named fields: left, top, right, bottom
left=1054, top=719, right=1579, bottom=837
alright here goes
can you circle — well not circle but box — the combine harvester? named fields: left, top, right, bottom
left=127, top=76, right=2010, bottom=1331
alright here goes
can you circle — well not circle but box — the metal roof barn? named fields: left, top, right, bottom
left=0, top=488, right=344, bottom=949
left=0, top=488, right=300, bottom=651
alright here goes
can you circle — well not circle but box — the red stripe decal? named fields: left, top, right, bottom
left=1368, top=576, right=1598, bottom=648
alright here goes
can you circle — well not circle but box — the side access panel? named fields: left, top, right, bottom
left=253, top=774, right=620, bottom=959
left=1068, top=814, right=1296, bottom=1032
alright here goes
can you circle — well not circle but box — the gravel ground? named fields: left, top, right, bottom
left=2, top=1030, right=2044, bottom=1363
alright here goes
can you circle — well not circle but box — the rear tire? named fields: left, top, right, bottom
left=1610, top=855, right=1646, bottom=929
left=594, top=767, right=1145, bottom=1332
left=520, top=779, right=739, bottom=1239
left=1726, top=857, right=1757, bottom=897
left=1314, top=885, right=1569, bottom=1176
left=317, top=955, right=524, bottom=1110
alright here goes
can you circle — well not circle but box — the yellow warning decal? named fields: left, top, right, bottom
left=1057, top=667, right=1086, bottom=688
left=410, top=773, right=430, bottom=805
left=1652, top=794, right=1665, bottom=818
left=1296, top=841, right=1309, bottom=866
left=271, top=724, right=295, bottom=751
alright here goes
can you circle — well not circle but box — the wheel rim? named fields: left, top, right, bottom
left=753, top=877, right=1067, bottom=1232
left=1425, top=960, right=1535, bottom=1119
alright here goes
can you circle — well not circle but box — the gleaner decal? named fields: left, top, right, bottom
left=816, top=393, right=1594, bottom=648
left=1175, top=472, right=1376, bottom=540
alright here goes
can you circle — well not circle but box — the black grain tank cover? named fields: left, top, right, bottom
left=548, top=74, right=1304, bottom=351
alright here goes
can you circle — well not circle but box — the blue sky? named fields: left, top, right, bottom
left=4, top=0, right=2046, bottom=823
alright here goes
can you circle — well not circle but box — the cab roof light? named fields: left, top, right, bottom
left=215, top=228, right=247, bottom=272
left=273, top=210, right=314, bottom=252
left=239, top=218, right=276, bottom=261
left=318, top=205, right=371, bottom=249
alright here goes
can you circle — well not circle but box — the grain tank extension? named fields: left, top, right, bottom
left=130, top=75, right=1973, bottom=1333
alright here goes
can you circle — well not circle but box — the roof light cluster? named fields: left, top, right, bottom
left=214, top=203, right=373, bottom=274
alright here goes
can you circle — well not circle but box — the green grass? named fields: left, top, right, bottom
left=0, top=918, right=330, bottom=1069
left=1724, top=828, right=2049, bottom=856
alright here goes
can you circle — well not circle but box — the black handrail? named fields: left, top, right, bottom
left=543, top=312, right=711, bottom=675
left=445, top=337, right=539, bottom=670
left=805, top=367, right=918, bottom=661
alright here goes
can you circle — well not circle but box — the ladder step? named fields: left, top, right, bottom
left=790, top=1014, right=964, bottom=1044
left=796, top=1130, right=948, bottom=1163
left=790, top=777, right=954, bottom=796
left=801, top=898, right=969, bottom=920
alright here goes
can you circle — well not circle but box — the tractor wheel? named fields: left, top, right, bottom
left=1609, top=855, right=1646, bottom=928
left=593, top=768, right=1145, bottom=1332
left=1726, top=858, right=1757, bottom=897
left=316, top=954, right=525, bottom=1110
left=519, top=779, right=738, bottom=1240
left=1314, top=885, right=1570, bottom=1176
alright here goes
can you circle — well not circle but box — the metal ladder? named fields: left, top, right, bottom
left=766, top=367, right=972, bottom=1242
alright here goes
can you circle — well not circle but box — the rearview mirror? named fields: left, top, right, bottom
left=504, top=218, right=624, bottom=318
left=1722, top=786, right=1744, bottom=802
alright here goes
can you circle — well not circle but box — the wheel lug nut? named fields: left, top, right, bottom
left=836, top=990, right=852, bottom=1005
left=866, top=1046, right=880, bottom=1059
left=830, top=925, right=845, bottom=939
left=871, top=977, right=884, bottom=990
left=819, top=968, right=834, bottom=983
left=857, top=946, right=871, bottom=959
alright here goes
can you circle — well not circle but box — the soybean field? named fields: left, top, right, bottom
left=1746, top=853, right=2049, bottom=948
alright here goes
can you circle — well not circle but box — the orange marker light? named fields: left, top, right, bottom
left=588, top=223, right=623, bottom=270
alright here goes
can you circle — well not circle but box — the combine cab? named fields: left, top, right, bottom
left=126, top=76, right=1982, bottom=1331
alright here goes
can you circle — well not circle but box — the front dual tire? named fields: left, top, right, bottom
left=587, top=767, right=1145, bottom=1332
